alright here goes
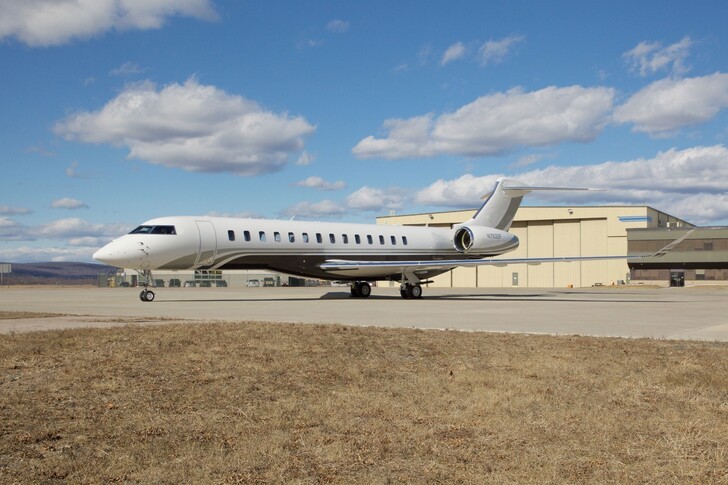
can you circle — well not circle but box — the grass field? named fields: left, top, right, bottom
left=1, top=314, right=726, bottom=483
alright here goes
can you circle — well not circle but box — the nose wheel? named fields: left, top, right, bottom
left=138, top=269, right=156, bottom=302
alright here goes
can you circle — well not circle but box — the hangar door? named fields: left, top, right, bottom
left=195, top=221, right=218, bottom=266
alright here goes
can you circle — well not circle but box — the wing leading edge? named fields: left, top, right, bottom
left=319, top=229, right=696, bottom=280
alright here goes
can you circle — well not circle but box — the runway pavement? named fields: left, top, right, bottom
left=0, top=286, right=726, bottom=341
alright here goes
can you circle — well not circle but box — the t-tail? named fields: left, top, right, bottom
left=452, top=177, right=595, bottom=255
left=468, top=177, right=595, bottom=230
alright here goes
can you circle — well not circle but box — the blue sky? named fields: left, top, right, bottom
left=1, top=0, right=728, bottom=263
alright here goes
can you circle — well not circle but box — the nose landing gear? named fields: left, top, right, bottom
left=138, top=269, right=156, bottom=303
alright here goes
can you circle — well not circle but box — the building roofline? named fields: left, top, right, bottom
left=377, top=204, right=689, bottom=222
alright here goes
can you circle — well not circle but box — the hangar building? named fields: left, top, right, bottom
left=377, top=206, right=692, bottom=289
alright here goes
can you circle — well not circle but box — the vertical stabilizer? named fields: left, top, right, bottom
left=467, top=178, right=526, bottom=231
left=465, top=177, right=595, bottom=230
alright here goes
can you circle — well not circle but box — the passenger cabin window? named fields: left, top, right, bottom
left=342, top=234, right=349, bottom=244
left=367, top=235, right=373, bottom=245
left=244, top=230, right=251, bottom=242
left=355, top=234, right=361, bottom=244
left=316, top=233, right=322, bottom=243
left=274, top=232, right=281, bottom=242
left=259, top=231, right=266, bottom=242
left=379, top=235, right=385, bottom=245
left=390, top=235, right=396, bottom=245
left=402, top=236, right=408, bottom=246
left=228, top=230, right=235, bottom=241
left=329, top=234, right=336, bottom=244
left=303, top=233, right=309, bottom=243
left=288, top=232, right=295, bottom=243
left=130, top=225, right=176, bottom=235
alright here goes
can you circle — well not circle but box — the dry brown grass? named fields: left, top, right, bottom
left=0, top=311, right=66, bottom=320
left=1, top=321, right=726, bottom=483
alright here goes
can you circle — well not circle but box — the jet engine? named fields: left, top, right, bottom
left=452, top=225, right=519, bottom=254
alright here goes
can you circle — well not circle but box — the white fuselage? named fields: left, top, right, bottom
left=93, top=215, right=520, bottom=281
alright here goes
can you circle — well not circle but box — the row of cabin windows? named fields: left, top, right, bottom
left=227, top=229, right=408, bottom=246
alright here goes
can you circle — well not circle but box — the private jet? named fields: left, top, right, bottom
left=93, top=177, right=687, bottom=302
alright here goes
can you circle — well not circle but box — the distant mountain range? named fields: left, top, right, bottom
left=0, top=262, right=117, bottom=285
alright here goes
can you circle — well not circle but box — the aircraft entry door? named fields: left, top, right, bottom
left=195, top=221, right=218, bottom=266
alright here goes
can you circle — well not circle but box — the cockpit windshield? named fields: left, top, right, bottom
left=129, top=225, right=177, bottom=235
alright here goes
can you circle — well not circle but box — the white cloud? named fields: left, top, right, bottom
left=415, top=174, right=501, bottom=207
left=66, top=161, right=80, bottom=178
left=282, top=200, right=348, bottom=219
left=327, top=19, right=349, bottom=33
left=0, top=217, right=25, bottom=240
left=51, top=198, right=89, bottom=210
left=295, top=151, right=314, bottom=166
left=294, top=176, right=346, bottom=191
left=479, top=35, right=524, bottom=66
left=0, top=217, right=128, bottom=243
left=0, top=206, right=32, bottom=216
left=0, top=0, right=217, bottom=47
left=55, top=77, right=316, bottom=175
left=110, top=61, right=143, bottom=76
left=65, top=161, right=96, bottom=179
left=613, top=73, right=728, bottom=136
left=441, top=42, right=466, bottom=66
left=32, top=218, right=127, bottom=240
left=346, top=187, right=405, bottom=212
left=415, top=145, right=728, bottom=225
left=512, top=153, right=551, bottom=168
left=206, top=210, right=262, bottom=219
left=623, top=37, right=692, bottom=76
left=27, top=145, right=56, bottom=157
left=353, top=85, right=615, bottom=159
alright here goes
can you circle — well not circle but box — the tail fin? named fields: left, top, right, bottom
left=466, top=177, right=595, bottom=230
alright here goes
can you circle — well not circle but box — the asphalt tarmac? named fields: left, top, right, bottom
left=0, top=286, right=726, bottom=341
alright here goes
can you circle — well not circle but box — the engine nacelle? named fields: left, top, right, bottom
left=453, top=225, right=519, bottom=254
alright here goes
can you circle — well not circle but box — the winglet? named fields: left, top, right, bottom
left=648, top=228, right=696, bottom=258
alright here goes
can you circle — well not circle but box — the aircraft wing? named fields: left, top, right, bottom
left=319, top=255, right=628, bottom=279
left=320, top=228, right=696, bottom=280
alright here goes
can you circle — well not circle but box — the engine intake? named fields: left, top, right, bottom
left=453, top=225, right=519, bottom=254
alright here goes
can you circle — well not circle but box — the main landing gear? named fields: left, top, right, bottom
left=400, top=283, right=422, bottom=299
left=399, top=269, right=426, bottom=299
left=350, top=281, right=372, bottom=298
left=138, top=269, right=155, bottom=302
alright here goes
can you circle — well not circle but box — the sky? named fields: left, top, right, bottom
left=1, top=0, right=728, bottom=263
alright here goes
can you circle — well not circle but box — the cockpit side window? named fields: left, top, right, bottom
left=151, top=225, right=176, bottom=235
left=129, top=225, right=176, bottom=235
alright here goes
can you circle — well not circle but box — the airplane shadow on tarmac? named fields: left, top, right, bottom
left=158, top=291, right=672, bottom=304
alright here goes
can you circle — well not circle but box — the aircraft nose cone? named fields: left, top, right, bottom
left=93, top=244, right=118, bottom=266
left=94, top=241, right=138, bottom=268
left=93, top=239, right=150, bottom=269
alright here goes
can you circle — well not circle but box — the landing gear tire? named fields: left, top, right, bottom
left=400, top=284, right=422, bottom=299
left=350, top=282, right=371, bottom=298
left=139, top=289, right=155, bottom=302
